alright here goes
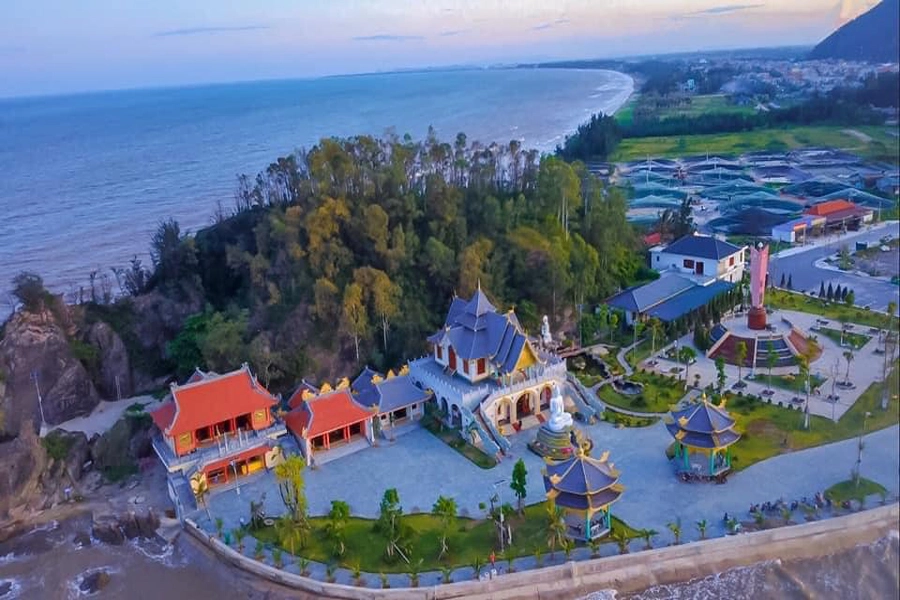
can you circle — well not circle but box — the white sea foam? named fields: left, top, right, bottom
left=0, top=578, right=21, bottom=599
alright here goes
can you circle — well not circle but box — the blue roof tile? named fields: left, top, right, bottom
left=663, top=235, right=743, bottom=260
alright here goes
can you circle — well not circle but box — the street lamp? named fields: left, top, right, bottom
left=492, top=478, right=507, bottom=552
left=231, top=460, right=241, bottom=496
left=855, top=411, right=872, bottom=490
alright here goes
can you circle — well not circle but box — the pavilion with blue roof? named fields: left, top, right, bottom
left=605, top=273, right=734, bottom=326
left=665, top=395, right=740, bottom=479
left=543, top=449, right=624, bottom=541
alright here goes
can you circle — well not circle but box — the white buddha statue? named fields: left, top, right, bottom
left=547, top=383, right=573, bottom=432
left=541, top=315, right=552, bottom=347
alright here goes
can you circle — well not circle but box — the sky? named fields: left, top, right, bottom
left=0, top=0, right=881, bottom=98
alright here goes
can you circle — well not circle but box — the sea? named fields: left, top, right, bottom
left=0, top=514, right=896, bottom=599
left=0, top=68, right=632, bottom=307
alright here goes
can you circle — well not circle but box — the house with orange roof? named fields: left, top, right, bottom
left=804, top=199, right=873, bottom=232
left=284, top=384, right=375, bottom=466
left=149, top=364, right=287, bottom=495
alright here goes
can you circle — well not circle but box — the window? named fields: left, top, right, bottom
left=477, top=358, right=486, bottom=374
left=436, top=345, right=443, bottom=360
left=683, top=259, right=694, bottom=269
left=729, top=256, right=735, bottom=266
left=656, top=255, right=660, bottom=262
left=462, top=359, right=469, bottom=373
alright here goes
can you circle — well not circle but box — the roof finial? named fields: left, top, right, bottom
left=477, top=278, right=481, bottom=292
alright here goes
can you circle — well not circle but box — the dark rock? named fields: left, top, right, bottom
left=0, top=421, right=47, bottom=519
left=0, top=580, right=11, bottom=597
left=0, top=306, right=101, bottom=436
left=91, top=517, right=125, bottom=545
left=128, top=425, right=153, bottom=460
left=73, top=530, right=92, bottom=548
left=90, top=415, right=149, bottom=472
left=43, top=429, right=90, bottom=481
left=85, top=322, right=132, bottom=399
left=79, top=569, right=111, bottom=594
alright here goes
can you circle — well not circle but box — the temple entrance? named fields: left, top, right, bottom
left=516, top=393, right=532, bottom=419
left=497, top=399, right=511, bottom=425
left=540, top=386, right=552, bottom=411
left=450, top=404, right=461, bottom=427
left=448, top=347, right=457, bottom=371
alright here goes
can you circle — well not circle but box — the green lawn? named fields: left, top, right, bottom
left=250, top=501, right=640, bottom=574
left=824, top=478, right=887, bottom=505
left=600, top=409, right=659, bottom=428
left=598, top=370, right=683, bottom=414
left=612, top=125, right=900, bottom=163
left=726, top=363, right=899, bottom=470
left=767, top=289, right=893, bottom=328
left=618, top=94, right=754, bottom=127
left=422, top=418, right=496, bottom=469
left=816, top=327, right=872, bottom=351
left=763, top=373, right=827, bottom=394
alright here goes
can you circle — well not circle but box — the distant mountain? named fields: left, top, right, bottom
left=809, top=0, right=899, bottom=62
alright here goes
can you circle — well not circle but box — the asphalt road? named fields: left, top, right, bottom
left=769, top=223, right=900, bottom=312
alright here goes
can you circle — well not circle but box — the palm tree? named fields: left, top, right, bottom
left=214, top=517, right=224, bottom=538
left=667, top=519, right=682, bottom=545
left=441, top=565, right=453, bottom=584
left=608, top=312, right=620, bottom=344
left=431, top=495, right=458, bottom=560
left=588, top=537, right=601, bottom=558
left=639, top=528, right=658, bottom=550
left=631, top=321, right=645, bottom=362
left=233, top=528, right=247, bottom=552
left=649, top=318, right=664, bottom=364
left=695, top=519, right=708, bottom=540
left=598, top=304, right=609, bottom=343
left=325, top=500, right=350, bottom=558
left=297, top=557, right=311, bottom=577
left=781, top=506, right=792, bottom=524
left=545, top=503, right=567, bottom=558
left=471, top=556, right=485, bottom=580
left=843, top=350, right=854, bottom=384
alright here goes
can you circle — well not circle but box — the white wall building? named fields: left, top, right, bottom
left=650, top=234, right=746, bottom=284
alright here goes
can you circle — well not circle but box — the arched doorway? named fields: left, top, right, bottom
left=450, top=404, right=461, bottom=427
left=540, top=386, right=553, bottom=411
left=496, top=399, right=511, bottom=425
left=516, top=392, right=532, bottom=419
left=439, top=397, right=449, bottom=420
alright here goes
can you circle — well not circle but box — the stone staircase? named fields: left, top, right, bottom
left=460, top=405, right=503, bottom=457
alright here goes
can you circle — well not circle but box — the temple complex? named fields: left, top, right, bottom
left=543, top=449, right=624, bottom=541
left=149, top=364, right=288, bottom=513
left=408, top=286, right=568, bottom=457
left=665, top=396, right=740, bottom=480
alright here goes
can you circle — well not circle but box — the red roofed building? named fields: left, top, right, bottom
left=284, top=387, right=374, bottom=466
left=149, top=364, right=287, bottom=490
left=805, top=199, right=873, bottom=232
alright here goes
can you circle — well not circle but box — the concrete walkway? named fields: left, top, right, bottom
left=53, top=394, right=157, bottom=437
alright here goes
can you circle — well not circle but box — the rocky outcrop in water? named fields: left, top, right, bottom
left=90, top=510, right=160, bottom=545
left=79, top=569, right=111, bottom=594
left=0, top=301, right=101, bottom=436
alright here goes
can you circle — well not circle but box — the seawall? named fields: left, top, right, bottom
left=184, top=503, right=899, bottom=599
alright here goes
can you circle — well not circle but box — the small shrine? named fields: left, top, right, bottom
left=528, top=384, right=591, bottom=461
left=543, top=448, right=624, bottom=541
left=666, top=395, right=740, bottom=480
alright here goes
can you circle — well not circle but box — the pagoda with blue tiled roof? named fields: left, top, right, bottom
left=543, top=449, right=624, bottom=541
left=666, top=395, right=740, bottom=479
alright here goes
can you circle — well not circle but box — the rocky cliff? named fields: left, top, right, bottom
left=0, top=303, right=101, bottom=436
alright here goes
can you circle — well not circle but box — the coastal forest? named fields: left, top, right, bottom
left=61, top=131, right=647, bottom=394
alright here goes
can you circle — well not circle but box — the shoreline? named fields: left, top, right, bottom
left=181, top=503, right=899, bottom=599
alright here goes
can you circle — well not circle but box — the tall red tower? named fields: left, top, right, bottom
left=747, top=243, right=769, bottom=330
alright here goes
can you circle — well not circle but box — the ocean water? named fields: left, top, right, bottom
left=0, top=68, right=632, bottom=306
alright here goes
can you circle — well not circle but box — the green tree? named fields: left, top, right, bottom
left=679, top=346, right=697, bottom=389
left=843, top=350, right=854, bottom=384
left=354, top=267, right=401, bottom=352
left=376, top=488, right=409, bottom=563
left=715, top=356, right=727, bottom=393
left=249, top=333, right=281, bottom=389
left=431, top=495, right=458, bottom=560
left=845, top=290, right=855, bottom=306
left=696, top=519, right=708, bottom=540
left=667, top=519, right=682, bottom=545
left=457, top=238, right=494, bottom=297
left=735, top=341, right=748, bottom=384
left=325, top=499, right=350, bottom=557
left=639, top=528, right=658, bottom=550
left=341, top=283, right=368, bottom=363
left=274, top=456, right=309, bottom=528
left=510, top=459, right=528, bottom=514
left=648, top=317, right=664, bottom=363
left=536, top=156, right=582, bottom=237
left=312, top=277, right=341, bottom=323
left=598, top=304, right=609, bottom=342
left=632, top=320, right=646, bottom=362
left=545, top=502, right=567, bottom=558
left=200, top=311, right=248, bottom=373
left=11, top=271, right=47, bottom=313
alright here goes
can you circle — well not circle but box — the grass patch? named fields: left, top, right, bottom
left=612, top=125, right=899, bottom=163
left=598, top=370, right=683, bottom=414
left=816, top=327, right=872, bottom=351
left=824, top=478, right=887, bottom=505
left=764, top=373, right=827, bottom=394
left=601, top=409, right=659, bottom=428
left=251, top=502, right=640, bottom=573
left=767, top=289, right=891, bottom=328
left=726, top=363, right=899, bottom=470
left=41, top=431, right=75, bottom=461
left=422, top=417, right=497, bottom=469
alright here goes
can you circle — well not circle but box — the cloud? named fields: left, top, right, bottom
left=439, top=30, right=468, bottom=37
left=351, top=34, right=424, bottom=42
left=532, top=17, right=570, bottom=31
left=687, top=4, right=765, bottom=16
left=153, top=25, right=269, bottom=37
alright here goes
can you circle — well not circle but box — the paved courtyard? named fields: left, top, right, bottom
left=200, top=416, right=900, bottom=545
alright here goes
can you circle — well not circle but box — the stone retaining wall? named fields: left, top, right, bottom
left=185, top=503, right=899, bottom=599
